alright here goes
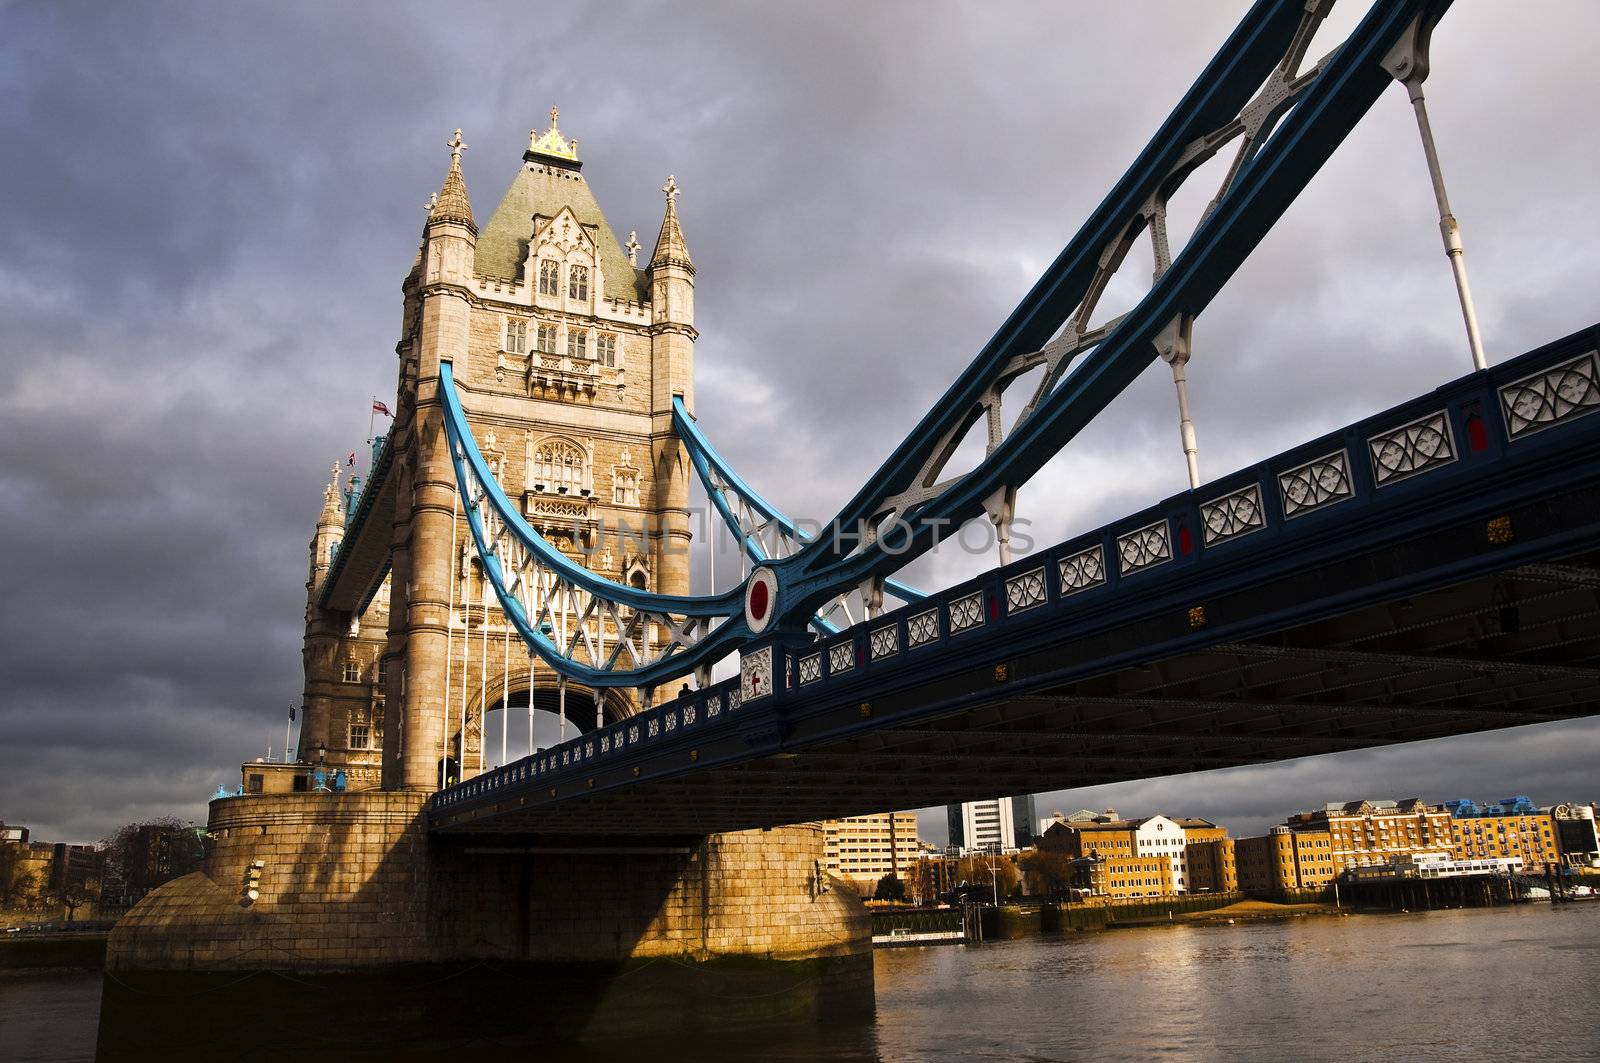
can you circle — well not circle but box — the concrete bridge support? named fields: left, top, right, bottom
left=105, top=794, right=872, bottom=1040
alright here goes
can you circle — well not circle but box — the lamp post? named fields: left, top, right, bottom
left=313, top=741, right=329, bottom=792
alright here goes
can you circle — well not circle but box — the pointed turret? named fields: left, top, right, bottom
left=647, top=175, right=697, bottom=600
left=310, top=463, right=346, bottom=591
left=427, top=129, right=477, bottom=235
left=650, top=175, right=693, bottom=273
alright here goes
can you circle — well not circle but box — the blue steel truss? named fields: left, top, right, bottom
left=428, top=325, right=1600, bottom=824
left=443, top=0, right=1462, bottom=685
left=673, top=396, right=924, bottom=635
left=441, top=361, right=750, bottom=688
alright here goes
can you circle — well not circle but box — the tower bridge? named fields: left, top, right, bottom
left=110, top=0, right=1599, bottom=1029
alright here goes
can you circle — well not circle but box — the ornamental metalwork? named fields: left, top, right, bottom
left=741, top=645, right=774, bottom=702
left=869, top=626, right=899, bottom=660
left=828, top=642, right=855, bottom=674
left=1499, top=351, right=1600, bottom=438
left=1057, top=545, right=1106, bottom=596
left=907, top=609, right=940, bottom=648
left=664, top=713, right=676, bottom=732
left=798, top=653, right=822, bottom=684
left=1200, top=483, right=1265, bottom=544
left=600, top=734, right=611, bottom=753
left=948, top=591, right=985, bottom=634
left=628, top=724, right=640, bottom=744
left=1368, top=411, right=1455, bottom=486
left=707, top=695, right=722, bottom=718
left=647, top=718, right=659, bottom=737
left=1278, top=450, right=1352, bottom=518
left=682, top=703, right=696, bottom=725
left=727, top=688, right=743, bottom=711
left=1005, top=567, right=1047, bottom=613
left=1117, top=520, right=1171, bottom=575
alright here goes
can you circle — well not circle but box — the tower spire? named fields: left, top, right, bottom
left=650, top=175, right=692, bottom=271
left=527, top=106, right=580, bottom=164
left=320, top=463, right=344, bottom=527
left=427, top=128, right=477, bottom=235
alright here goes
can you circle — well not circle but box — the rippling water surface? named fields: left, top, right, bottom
left=5, top=904, right=1598, bottom=1061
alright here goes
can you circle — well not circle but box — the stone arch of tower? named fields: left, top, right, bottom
left=453, top=671, right=633, bottom=752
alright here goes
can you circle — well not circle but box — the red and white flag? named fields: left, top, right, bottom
left=347, top=452, right=357, bottom=467
left=372, top=400, right=392, bottom=417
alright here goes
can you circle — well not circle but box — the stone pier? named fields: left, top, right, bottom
left=105, top=794, right=873, bottom=1041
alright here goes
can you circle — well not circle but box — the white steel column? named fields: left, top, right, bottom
left=500, top=605, right=509, bottom=768
left=1383, top=17, right=1488, bottom=372
left=558, top=676, right=567, bottom=743
left=459, top=543, right=471, bottom=779
left=479, top=586, right=489, bottom=773
left=441, top=490, right=459, bottom=789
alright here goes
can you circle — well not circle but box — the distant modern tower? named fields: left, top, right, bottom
left=947, top=795, right=1037, bottom=853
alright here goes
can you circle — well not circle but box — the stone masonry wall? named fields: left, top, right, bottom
left=108, top=794, right=869, bottom=972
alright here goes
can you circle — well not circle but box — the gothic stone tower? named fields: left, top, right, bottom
left=300, top=113, right=696, bottom=792
left=113, top=116, right=871, bottom=1008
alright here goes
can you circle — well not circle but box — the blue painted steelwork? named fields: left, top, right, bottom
left=763, top=0, right=1458, bottom=625
left=428, top=323, right=1600, bottom=822
left=672, top=396, right=924, bottom=634
left=435, top=0, right=1465, bottom=682
left=439, top=361, right=751, bottom=687
left=318, top=433, right=392, bottom=614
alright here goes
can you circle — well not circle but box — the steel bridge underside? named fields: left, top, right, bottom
left=430, top=329, right=1600, bottom=840
left=434, top=548, right=1600, bottom=841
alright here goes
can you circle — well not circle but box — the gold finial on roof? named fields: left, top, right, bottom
left=662, top=174, right=680, bottom=204
left=528, top=106, right=579, bottom=161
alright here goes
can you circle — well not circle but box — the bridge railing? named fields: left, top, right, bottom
left=429, top=326, right=1600, bottom=815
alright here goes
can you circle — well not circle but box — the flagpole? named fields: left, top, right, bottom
left=286, top=706, right=294, bottom=764
left=367, top=397, right=376, bottom=449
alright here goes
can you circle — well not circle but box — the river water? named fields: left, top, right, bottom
left=5, top=904, right=1598, bottom=1061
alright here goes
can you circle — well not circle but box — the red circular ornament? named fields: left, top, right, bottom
left=749, top=580, right=769, bottom=621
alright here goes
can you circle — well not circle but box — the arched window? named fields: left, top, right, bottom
left=531, top=438, right=588, bottom=495
left=539, top=259, right=560, bottom=297
left=568, top=264, right=589, bottom=300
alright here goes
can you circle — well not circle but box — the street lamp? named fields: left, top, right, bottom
left=312, top=741, right=329, bottom=792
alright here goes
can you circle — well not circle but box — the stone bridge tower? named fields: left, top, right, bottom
left=301, top=113, right=698, bottom=792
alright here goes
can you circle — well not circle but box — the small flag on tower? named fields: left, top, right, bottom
left=289, top=704, right=296, bottom=722
left=347, top=452, right=357, bottom=467
left=372, top=400, right=392, bottom=417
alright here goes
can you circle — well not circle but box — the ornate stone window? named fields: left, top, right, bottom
left=613, top=467, right=639, bottom=506
left=504, top=317, right=527, bottom=354
left=539, top=259, right=559, bottom=297
left=596, top=332, right=617, bottom=367
left=535, top=324, right=557, bottom=354
left=349, top=722, right=370, bottom=749
left=530, top=438, right=589, bottom=495
left=567, top=264, right=589, bottom=300
left=342, top=660, right=361, bottom=683
left=566, top=328, right=588, bottom=360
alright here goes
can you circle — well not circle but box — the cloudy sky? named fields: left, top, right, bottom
left=2, top=1, right=1596, bottom=844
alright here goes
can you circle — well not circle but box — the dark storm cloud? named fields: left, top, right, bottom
left=1, top=1, right=1596, bottom=843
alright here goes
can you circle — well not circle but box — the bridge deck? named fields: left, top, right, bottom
left=430, top=325, right=1600, bottom=838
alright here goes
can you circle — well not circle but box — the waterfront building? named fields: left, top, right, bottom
left=1038, top=812, right=1227, bottom=893
left=822, top=812, right=920, bottom=894
left=1441, top=797, right=1558, bottom=869
left=1552, top=803, right=1600, bottom=868
left=948, top=796, right=1036, bottom=853
left=1185, top=838, right=1238, bottom=893
left=1068, top=853, right=1175, bottom=899
left=1286, top=798, right=1455, bottom=873
left=1235, top=827, right=1338, bottom=894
